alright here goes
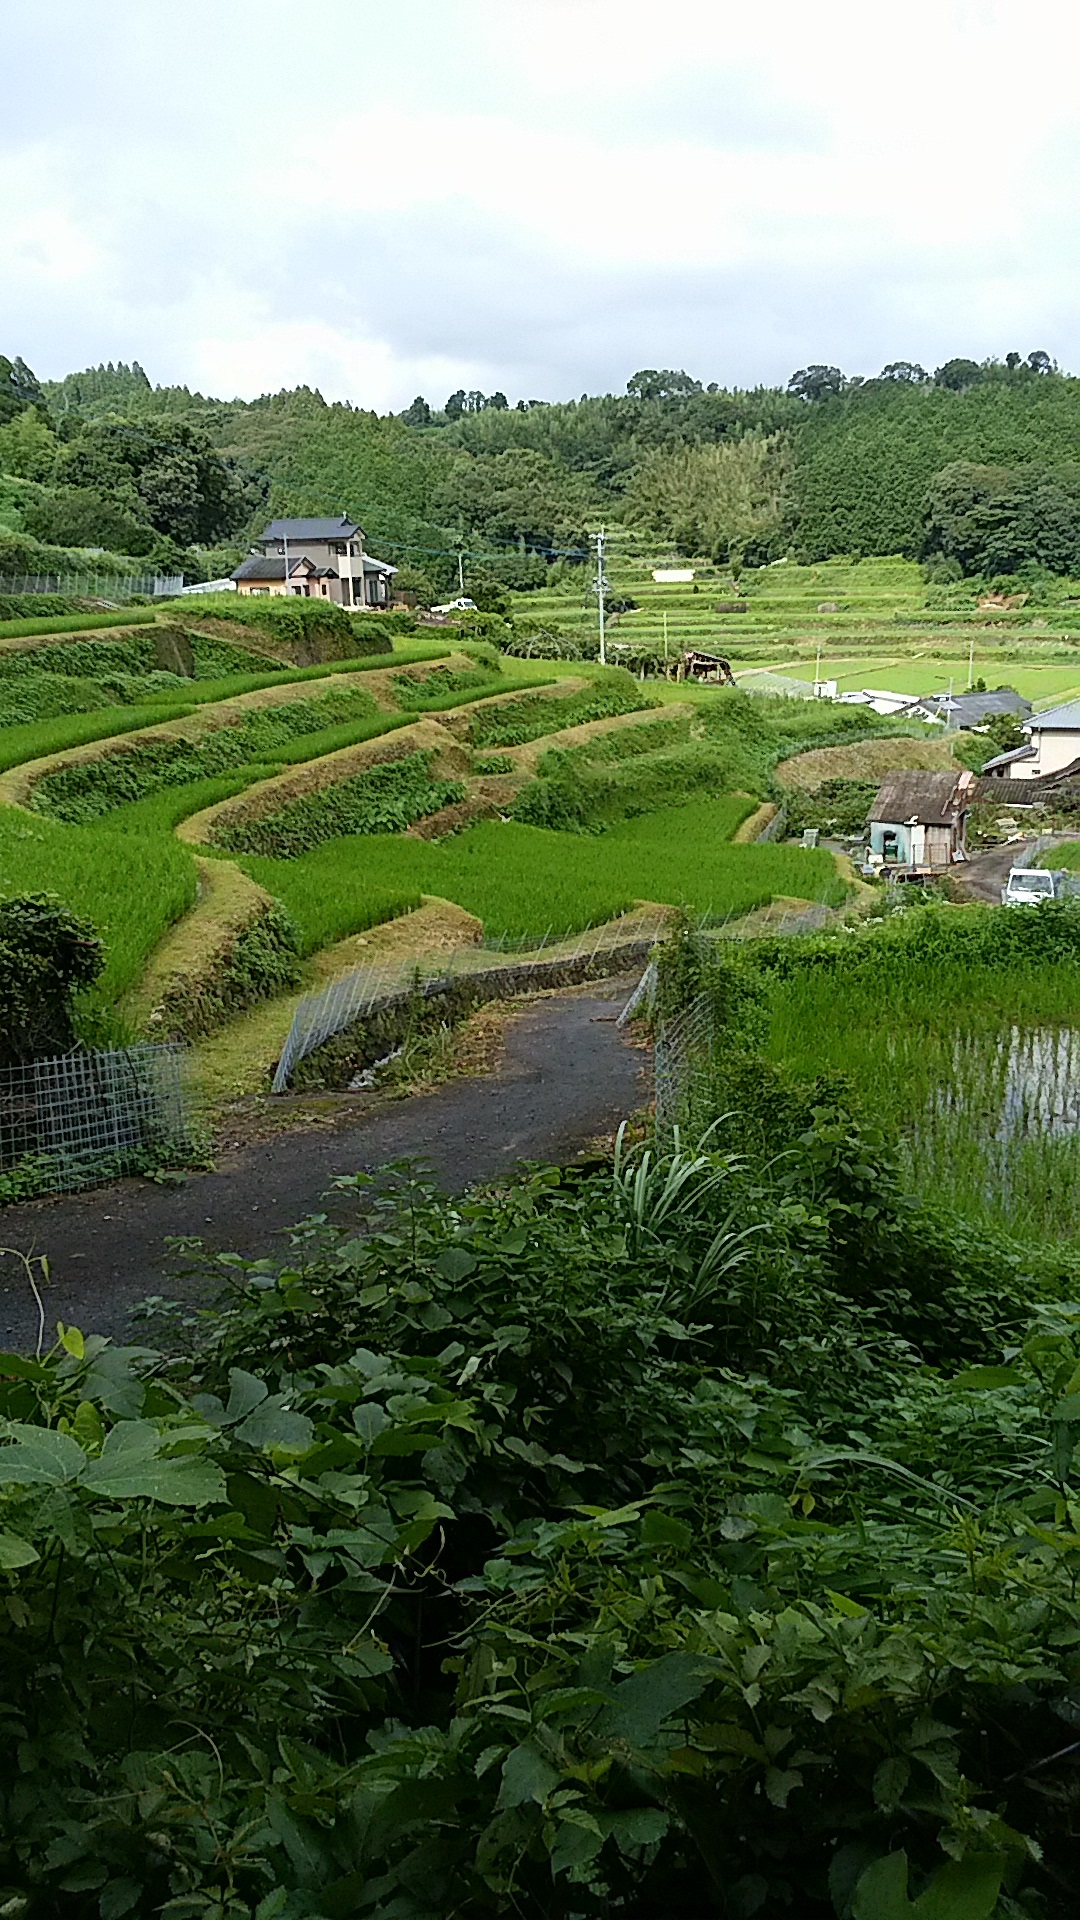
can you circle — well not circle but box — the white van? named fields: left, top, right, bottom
left=1001, top=867, right=1063, bottom=906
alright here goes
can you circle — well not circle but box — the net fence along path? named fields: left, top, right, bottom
left=0, top=1044, right=194, bottom=1197
left=271, top=915, right=669, bottom=1092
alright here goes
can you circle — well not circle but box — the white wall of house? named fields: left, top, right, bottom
left=1017, top=727, right=1080, bottom=778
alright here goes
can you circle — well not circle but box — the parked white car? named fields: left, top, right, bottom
left=1001, top=867, right=1065, bottom=906
left=431, top=596, right=477, bottom=614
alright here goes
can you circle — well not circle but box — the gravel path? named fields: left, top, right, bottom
left=0, top=980, right=647, bottom=1352
left=956, top=841, right=1034, bottom=903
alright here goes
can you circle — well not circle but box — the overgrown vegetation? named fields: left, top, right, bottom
left=210, top=749, right=466, bottom=857
left=466, top=672, right=651, bottom=747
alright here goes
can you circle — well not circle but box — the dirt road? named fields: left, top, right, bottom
left=955, top=842, right=1030, bottom=904
left=0, top=980, right=647, bottom=1352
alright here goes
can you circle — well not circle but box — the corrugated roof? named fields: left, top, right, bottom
left=1028, top=699, right=1080, bottom=731
left=259, top=516, right=362, bottom=541
left=362, top=554, right=397, bottom=574
left=981, top=743, right=1037, bottom=771
left=870, top=771, right=966, bottom=826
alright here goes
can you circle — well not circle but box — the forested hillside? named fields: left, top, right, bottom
left=3, top=349, right=1080, bottom=587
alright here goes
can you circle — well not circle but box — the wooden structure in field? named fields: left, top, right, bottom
left=678, top=650, right=736, bottom=685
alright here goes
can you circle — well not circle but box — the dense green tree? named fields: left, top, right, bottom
left=624, top=432, right=792, bottom=563
left=922, top=459, right=1080, bottom=575
left=399, top=395, right=432, bottom=427
left=625, top=368, right=703, bottom=400
left=55, top=420, right=261, bottom=545
left=787, top=364, right=846, bottom=402
left=0, top=354, right=48, bottom=427
left=0, top=405, right=57, bottom=481
left=431, top=446, right=595, bottom=553
left=0, top=894, right=104, bottom=1066
left=933, top=357, right=983, bottom=390
left=878, top=360, right=930, bottom=383
left=22, top=485, right=154, bottom=554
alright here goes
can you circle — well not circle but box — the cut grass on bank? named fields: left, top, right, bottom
left=237, top=793, right=834, bottom=952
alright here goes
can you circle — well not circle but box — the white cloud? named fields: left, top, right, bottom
left=2, top=0, right=1080, bottom=403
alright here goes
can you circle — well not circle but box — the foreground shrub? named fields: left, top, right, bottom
left=0, top=1139, right=1078, bottom=1913
left=0, top=892, right=104, bottom=1065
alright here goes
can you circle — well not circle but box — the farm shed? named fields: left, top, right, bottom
left=678, top=650, right=736, bottom=684
left=867, top=771, right=972, bottom=870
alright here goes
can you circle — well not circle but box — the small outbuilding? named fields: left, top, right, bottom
left=678, top=650, right=736, bottom=685
left=866, top=770, right=973, bottom=872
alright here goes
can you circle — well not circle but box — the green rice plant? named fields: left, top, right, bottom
left=104, top=768, right=288, bottom=836
left=0, top=632, right=161, bottom=680
left=0, top=703, right=196, bottom=775
left=759, top=904, right=1080, bottom=1239
left=0, top=803, right=196, bottom=1008
left=0, top=609, right=153, bottom=640
left=28, top=686, right=383, bottom=823
left=237, top=795, right=835, bottom=953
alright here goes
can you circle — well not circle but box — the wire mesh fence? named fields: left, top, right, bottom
left=0, top=1044, right=194, bottom=1198
left=654, top=994, right=724, bottom=1139
left=271, top=919, right=664, bottom=1091
left=0, top=574, right=183, bottom=599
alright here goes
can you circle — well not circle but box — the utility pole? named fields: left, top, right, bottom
left=457, top=550, right=465, bottom=595
left=594, top=527, right=607, bottom=666
left=663, top=608, right=668, bottom=664
left=968, top=630, right=975, bottom=690
left=282, top=525, right=289, bottom=598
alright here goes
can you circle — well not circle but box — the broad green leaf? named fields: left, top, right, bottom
left=234, top=1398, right=314, bottom=1451
left=598, top=1652, right=716, bottom=1746
left=353, top=1403, right=390, bottom=1446
left=433, top=1246, right=478, bottom=1282
left=914, top=1856, right=1006, bottom=1920
left=873, top=1755, right=910, bottom=1811
left=951, top=1366, right=1022, bottom=1390
left=82, top=1450, right=226, bottom=1507
left=853, top=1852, right=1006, bottom=1920
left=225, top=1368, right=269, bottom=1424
left=0, top=1426, right=87, bottom=1486
left=72, top=1401, right=105, bottom=1451
left=853, top=1853, right=911, bottom=1920
left=764, top=1766, right=802, bottom=1807
left=497, top=1741, right=559, bottom=1809
left=826, top=1588, right=870, bottom=1618
left=606, top=1807, right=669, bottom=1848
left=0, top=1530, right=39, bottom=1569
left=99, top=1876, right=141, bottom=1919
left=1051, top=1394, right=1080, bottom=1423
left=57, top=1322, right=85, bottom=1360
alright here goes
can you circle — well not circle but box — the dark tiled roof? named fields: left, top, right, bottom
left=259, top=516, right=362, bottom=542
left=232, top=556, right=288, bottom=581
left=232, top=555, right=325, bottom=581
left=920, top=688, right=1032, bottom=726
left=871, top=771, right=966, bottom=827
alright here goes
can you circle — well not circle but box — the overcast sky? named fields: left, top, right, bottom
left=4, top=0, right=1079, bottom=411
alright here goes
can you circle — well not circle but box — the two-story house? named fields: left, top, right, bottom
left=231, top=516, right=397, bottom=609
